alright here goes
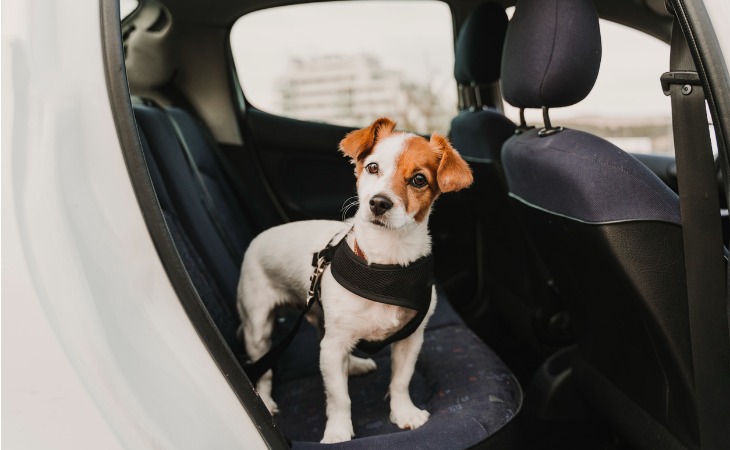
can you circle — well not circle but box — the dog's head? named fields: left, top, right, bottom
left=340, top=118, right=473, bottom=230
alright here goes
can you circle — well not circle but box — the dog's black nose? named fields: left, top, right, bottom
left=369, top=195, right=393, bottom=216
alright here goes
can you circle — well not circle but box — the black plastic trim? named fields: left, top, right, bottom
left=100, top=1, right=289, bottom=448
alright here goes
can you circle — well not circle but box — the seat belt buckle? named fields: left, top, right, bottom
left=660, top=71, right=701, bottom=96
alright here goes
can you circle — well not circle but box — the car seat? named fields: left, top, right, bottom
left=499, top=0, right=697, bottom=448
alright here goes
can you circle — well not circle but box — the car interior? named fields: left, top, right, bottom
left=106, top=0, right=730, bottom=448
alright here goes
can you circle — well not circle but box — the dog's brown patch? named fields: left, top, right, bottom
left=339, top=118, right=397, bottom=176
left=392, top=134, right=473, bottom=222
left=392, top=136, right=441, bottom=222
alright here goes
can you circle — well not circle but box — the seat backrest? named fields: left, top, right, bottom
left=135, top=122, right=243, bottom=354
left=164, top=107, right=256, bottom=260
left=448, top=3, right=567, bottom=364
left=133, top=103, right=267, bottom=359
left=499, top=1, right=697, bottom=448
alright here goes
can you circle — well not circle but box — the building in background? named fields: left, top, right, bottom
left=276, top=54, right=453, bottom=133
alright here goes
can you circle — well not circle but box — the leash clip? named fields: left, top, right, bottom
left=307, top=255, right=329, bottom=306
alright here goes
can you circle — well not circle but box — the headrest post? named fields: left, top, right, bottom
left=473, top=83, right=483, bottom=109
left=457, top=84, right=466, bottom=110
left=466, top=88, right=477, bottom=111
left=514, top=108, right=536, bottom=135
left=542, top=106, right=552, bottom=129
left=538, top=106, right=565, bottom=137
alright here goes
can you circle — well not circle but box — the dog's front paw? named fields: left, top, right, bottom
left=348, top=356, right=377, bottom=376
left=321, top=419, right=354, bottom=443
left=390, top=404, right=430, bottom=430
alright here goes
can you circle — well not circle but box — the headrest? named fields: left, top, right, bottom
left=501, top=0, right=602, bottom=109
left=454, top=3, right=509, bottom=85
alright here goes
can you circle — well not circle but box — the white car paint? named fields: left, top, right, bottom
left=2, top=0, right=266, bottom=449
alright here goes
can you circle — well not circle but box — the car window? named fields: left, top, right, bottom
left=230, top=1, right=456, bottom=135
left=503, top=12, right=673, bottom=156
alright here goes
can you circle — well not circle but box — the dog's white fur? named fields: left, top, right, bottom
left=237, top=118, right=472, bottom=443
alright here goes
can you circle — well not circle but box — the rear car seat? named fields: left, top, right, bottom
left=132, top=102, right=522, bottom=448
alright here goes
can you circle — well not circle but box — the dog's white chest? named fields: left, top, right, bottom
left=359, top=302, right=418, bottom=341
left=320, top=272, right=419, bottom=342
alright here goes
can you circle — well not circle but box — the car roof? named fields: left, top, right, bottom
left=150, top=0, right=673, bottom=42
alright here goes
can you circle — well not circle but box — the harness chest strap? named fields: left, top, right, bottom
left=329, top=238, right=434, bottom=354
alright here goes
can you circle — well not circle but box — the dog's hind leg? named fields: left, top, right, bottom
left=238, top=273, right=279, bottom=415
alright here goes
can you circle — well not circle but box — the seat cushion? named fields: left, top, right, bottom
left=272, top=298, right=522, bottom=448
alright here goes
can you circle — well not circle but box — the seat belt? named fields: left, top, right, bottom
left=663, top=11, right=730, bottom=449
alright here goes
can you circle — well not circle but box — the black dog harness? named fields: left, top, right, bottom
left=244, top=232, right=434, bottom=382
left=329, top=238, right=434, bottom=353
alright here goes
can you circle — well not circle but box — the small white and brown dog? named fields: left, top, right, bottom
left=237, top=117, right=473, bottom=443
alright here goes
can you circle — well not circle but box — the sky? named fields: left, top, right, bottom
left=230, top=1, right=673, bottom=127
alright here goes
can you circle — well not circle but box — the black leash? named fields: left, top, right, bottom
left=243, top=233, right=342, bottom=383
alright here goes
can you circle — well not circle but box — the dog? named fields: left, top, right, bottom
left=237, top=117, right=473, bottom=443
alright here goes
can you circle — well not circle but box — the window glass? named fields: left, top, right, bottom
left=503, top=13, right=673, bottom=156
left=230, top=1, right=456, bottom=134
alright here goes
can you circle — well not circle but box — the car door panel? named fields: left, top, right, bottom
left=243, top=108, right=358, bottom=221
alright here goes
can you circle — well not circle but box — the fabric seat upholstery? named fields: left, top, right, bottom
left=499, top=0, right=697, bottom=448
left=272, top=299, right=521, bottom=449
left=135, top=124, right=244, bottom=354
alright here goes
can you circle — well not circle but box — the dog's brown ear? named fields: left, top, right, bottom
left=339, top=118, right=397, bottom=162
left=431, top=133, right=473, bottom=193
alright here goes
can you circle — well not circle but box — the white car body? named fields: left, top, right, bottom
left=3, top=0, right=265, bottom=448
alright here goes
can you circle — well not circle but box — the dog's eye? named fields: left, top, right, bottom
left=410, top=174, right=428, bottom=188
left=366, top=163, right=379, bottom=174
